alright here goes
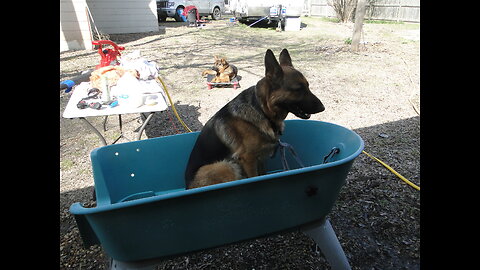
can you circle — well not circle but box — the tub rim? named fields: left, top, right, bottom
left=70, top=120, right=364, bottom=215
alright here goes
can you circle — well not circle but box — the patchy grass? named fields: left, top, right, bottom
left=365, top=19, right=404, bottom=24
left=60, top=159, right=74, bottom=170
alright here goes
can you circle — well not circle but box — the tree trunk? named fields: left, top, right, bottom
left=351, top=0, right=367, bottom=52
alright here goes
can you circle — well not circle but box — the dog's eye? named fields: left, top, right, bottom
left=291, top=85, right=303, bottom=92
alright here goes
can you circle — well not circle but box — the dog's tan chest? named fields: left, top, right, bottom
left=227, top=119, right=276, bottom=158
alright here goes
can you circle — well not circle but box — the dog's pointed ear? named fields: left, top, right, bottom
left=214, top=55, right=219, bottom=61
left=265, top=49, right=283, bottom=81
left=279, top=49, right=293, bottom=67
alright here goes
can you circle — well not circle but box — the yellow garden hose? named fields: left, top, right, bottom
left=157, top=76, right=192, bottom=133
left=362, top=150, right=420, bottom=191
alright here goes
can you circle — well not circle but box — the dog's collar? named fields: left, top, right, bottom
left=252, top=86, right=283, bottom=137
left=270, top=119, right=283, bottom=136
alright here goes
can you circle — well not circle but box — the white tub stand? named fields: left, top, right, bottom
left=302, top=218, right=352, bottom=270
left=109, top=257, right=160, bottom=270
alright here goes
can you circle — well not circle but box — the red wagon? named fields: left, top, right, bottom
left=206, top=74, right=240, bottom=90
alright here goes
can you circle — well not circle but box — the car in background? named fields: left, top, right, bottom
left=157, top=0, right=225, bottom=22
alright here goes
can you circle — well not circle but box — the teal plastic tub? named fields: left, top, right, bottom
left=70, top=120, right=364, bottom=262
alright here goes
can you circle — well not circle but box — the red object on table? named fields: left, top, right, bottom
left=92, top=40, right=125, bottom=69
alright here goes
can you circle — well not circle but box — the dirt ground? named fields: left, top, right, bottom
left=60, top=16, right=420, bottom=269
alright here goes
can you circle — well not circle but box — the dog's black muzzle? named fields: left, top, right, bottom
left=289, top=93, right=325, bottom=119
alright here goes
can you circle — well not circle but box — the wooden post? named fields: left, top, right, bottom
left=351, top=0, right=367, bottom=52
left=396, top=0, right=402, bottom=22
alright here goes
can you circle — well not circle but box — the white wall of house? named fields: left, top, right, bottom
left=60, top=0, right=159, bottom=52
left=60, top=0, right=93, bottom=52
left=86, top=0, right=158, bottom=34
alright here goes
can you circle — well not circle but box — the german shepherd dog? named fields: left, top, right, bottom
left=202, top=56, right=238, bottom=83
left=185, top=49, right=325, bottom=189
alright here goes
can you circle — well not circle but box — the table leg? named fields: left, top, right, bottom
left=103, top=116, right=108, bottom=132
left=79, top=113, right=155, bottom=146
left=118, top=115, right=123, bottom=133
left=110, top=115, right=127, bottom=144
left=136, top=112, right=155, bottom=141
left=80, top=117, right=107, bottom=146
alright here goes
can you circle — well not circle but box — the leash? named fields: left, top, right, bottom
left=273, top=144, right=420, bottom=191
left=272, top=140, right=305, bottom=171
left=323, top=147, right=340, bottom=164
left=272, top=141, right=340, bottom=172
left=272, top=142, right=420, bottom=191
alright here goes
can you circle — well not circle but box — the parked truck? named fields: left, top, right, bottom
left=157, top=0, right=225, bottom=22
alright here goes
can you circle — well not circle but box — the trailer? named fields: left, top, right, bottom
left=229, top=0, right=303, bottom=30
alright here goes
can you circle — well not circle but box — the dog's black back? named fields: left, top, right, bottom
left=185, top=86, right=263, bottom=186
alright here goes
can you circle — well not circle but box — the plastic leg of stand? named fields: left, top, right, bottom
left=110, top=258, right=156, bottom=270
left=302, top=218, right=352, bottom=270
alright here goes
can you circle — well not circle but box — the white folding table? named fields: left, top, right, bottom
left=62, top=81, right=169, bottom=146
